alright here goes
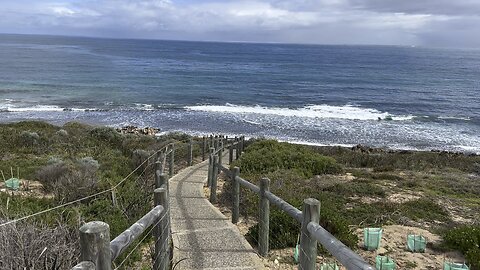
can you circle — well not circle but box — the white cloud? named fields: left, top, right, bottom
left=0, top=0, right=479, bottom=47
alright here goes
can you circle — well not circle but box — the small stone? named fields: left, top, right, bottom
left=274, top=259, right=279, bottom=265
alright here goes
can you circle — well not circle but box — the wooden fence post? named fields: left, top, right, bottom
left=259, top=177, right=270, bottom=256
left=187, top=139, right=193, bottom=166
left=202, top=136, right=206, bottom=161
left=156, top=173, right=168, bottom=190
left=218, top=147, right=223, bottom=173
left=232, top=167, right=240, bottom=224
left=229, top=144, right=234, bottom=164
left=72, top=261, right=96, bottom=269
left=299, top=198, right=320, bottom=270
left=207, top=147, right=215, bottom=187
left=241, top=136, right=245, bottom=152
left=154, top=187, right=170, bottom=270
left=210, top=155, right=219, bottom=203
left=79, top=221, right=111, bottom=270
left=111, top=189, right=117, bottom=208
left=214, top=136, right=218, bottom=150
left=169, top=144, right=175, bottom=178
left=235, top=139, right=240, bottom=160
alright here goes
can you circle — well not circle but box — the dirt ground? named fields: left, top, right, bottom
left=0, top=179, right=53, bottom=199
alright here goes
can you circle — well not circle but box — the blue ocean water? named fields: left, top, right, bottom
left=1, top=34, right=479, bottom=153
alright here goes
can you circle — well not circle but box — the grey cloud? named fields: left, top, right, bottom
left=348, top=0, right=480, bottom=16
left=1, top=0, right=480, bottom=48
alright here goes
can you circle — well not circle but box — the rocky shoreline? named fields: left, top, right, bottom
left=116, top=125, right=160, bottom=136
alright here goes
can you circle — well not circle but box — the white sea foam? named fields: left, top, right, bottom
left=134, top=103, right=155, bottom=111
left=185, top=104, right=413, bottom=121
left=6, top=105, right=65, bottom=112
left=438, top=116, right=471, bottom=121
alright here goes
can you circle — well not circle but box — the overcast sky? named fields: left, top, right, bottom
left=1, top=0, right=480, bottom=47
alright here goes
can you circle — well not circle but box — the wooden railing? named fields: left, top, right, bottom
left=208, top=138, right=375, bottom=270
left=71, top=144, right=177, bottom=270
left=70, top=134, right=374, bottom=270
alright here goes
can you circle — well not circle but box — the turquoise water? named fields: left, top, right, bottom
left=1, top=34, right=479, bottom=153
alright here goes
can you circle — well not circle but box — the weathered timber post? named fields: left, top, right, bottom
left=229, top=144, right=234, bottom=164
left=72, top=261, right=96, bottom=270
left=259, top=177, right=270, bottom=256
left=155, top=170, right=161, bottom=189
left=214, top=136, right=218, bottom=150
left=156, top=172, right=168, bottom=190
left=235, top=139, right=240, bottom=160
left=207, top=154, right=213, bottom=187
left=241, top=136, right=246, bottom=152
left=298, top=198, right=320, bottom=270
left=209, top=135, right=213, bottom=149
left=169, top=144, right=175, bottom=178
left=218, top=147, right=223, bottom=173
left=202, top=136, right=206, bottom=161
left=207, top=147, right=215, bottom=187
left=155, top=159, right=162, bottom=176
left=79, top=221, right=111, bottom=270
left=154, top=187, right=169, bottom=270
left=231, top=167, right=240, bottom=223
left=187, top=139, right=193, bottom=166
left=210, top=155, right=219, bottom=203
left=111, top=189, right=118, bottom=207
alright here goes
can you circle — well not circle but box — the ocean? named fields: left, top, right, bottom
left=1, top=34, right=479, bottom=153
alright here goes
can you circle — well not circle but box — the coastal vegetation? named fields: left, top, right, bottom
left=223, top=139, right=480, bottom=269
left=0, top=121, right=198, bottom=269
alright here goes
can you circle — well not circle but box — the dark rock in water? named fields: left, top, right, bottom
left=116, top=126, right=159, bottom=136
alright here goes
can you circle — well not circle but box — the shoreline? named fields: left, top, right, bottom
left=2, top=120, right=479, bottom=156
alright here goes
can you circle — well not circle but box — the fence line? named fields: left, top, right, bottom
left=70, top=136, right=235, bottom=269
left=211, top=138, right=375, bottom=270
left=0, top=143, right=174, bottom=228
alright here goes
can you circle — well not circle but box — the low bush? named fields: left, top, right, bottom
left=19, top=131, right=40, bottom=146
left=444, top=226, right=480, bottom=269
left=235, top=140, right=342, bottom=178
left=400, top=198, right=449, bottom=222
left=35, top=157, right=99, bottom=202
left=0, top=218, right=78, bottom=269
left=90, top=126, right=122, bottom=148
left=246, top=209, right=299, bottom=249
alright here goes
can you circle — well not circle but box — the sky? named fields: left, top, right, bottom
left=1, top=0, right=480, bottom=47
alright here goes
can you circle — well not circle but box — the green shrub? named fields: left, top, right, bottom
left=444, top=226, right=480, bottom=269
left=400, top=198, right=449, bottom=222
left=246, top=209, right=299, bottom=249
left=236, top=140, right=342, bottom=178
left=322, top=181, right=385, bottom=197
left=90, top=127, right=122, bottom=148
left=35, top=157, right=99, bottom=202
left=19, top=131, right=40, bottom=146
left=246, top=206, right=358, bottom=252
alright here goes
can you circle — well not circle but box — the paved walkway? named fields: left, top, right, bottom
left=169, top=159, right=264, bottom=270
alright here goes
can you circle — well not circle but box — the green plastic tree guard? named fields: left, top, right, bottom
left=5, top=178, right=20, bottom=190
left=364, top=228, right=383, bottom=250
left=375, top=256, right=395, bottom=270
left=444, top=262, right=469, bottom=270
left=407, top=234, right=426, bottom=252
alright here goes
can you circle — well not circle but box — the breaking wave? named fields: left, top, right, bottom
left=185, top=103, right=413, bottom=121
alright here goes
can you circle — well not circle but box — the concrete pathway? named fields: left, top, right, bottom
left=169, top=159, right=264, bottom=270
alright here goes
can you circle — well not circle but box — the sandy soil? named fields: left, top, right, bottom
left=356, top=225, right=465, bottom=269
left=0, top=179, right=54, bottom=199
